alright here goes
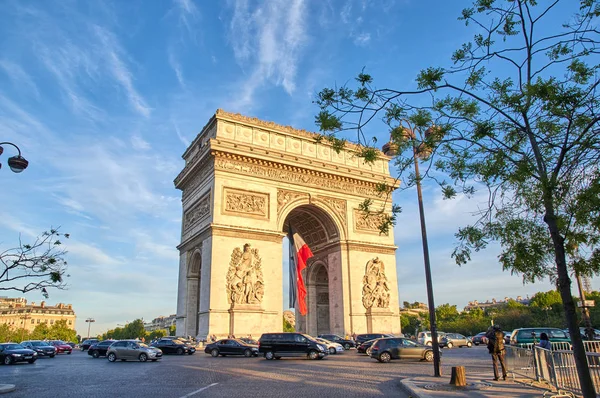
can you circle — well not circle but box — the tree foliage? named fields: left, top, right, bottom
left=283, top=317, right=295, bottom=332
left=0, top=228, right=70, bottom=298
left=317, top=1, right=599, bottom=394
left=101, top=319, right=147, bottom=340
left=0, top=320, right=77, bottom=343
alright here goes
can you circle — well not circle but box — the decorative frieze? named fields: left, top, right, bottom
left=214, top=156, right=387, bottom=199
left=353, top=209, right=388, bottom=235
left=226, top=244, right=265, bottom=305
left=362, top=258, right=390, bottom=309
left=183, top=193, right=211, bottom=231
left=222, top=187, right=269, bottom=219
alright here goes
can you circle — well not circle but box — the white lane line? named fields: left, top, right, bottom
left=179, top=383, right=219, bottom=398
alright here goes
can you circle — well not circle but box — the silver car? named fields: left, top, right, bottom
left=106, top=340, right=162, bottom=362
left=315, top=338, right=344, bottom=355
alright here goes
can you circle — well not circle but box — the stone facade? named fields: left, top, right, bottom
left=0, top=297, right=76, bottom=332
left=175, top=110, right=402, bottom=340
left=143, top=314, right=177, bottom=332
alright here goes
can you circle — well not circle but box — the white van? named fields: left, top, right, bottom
left=417, top=331, right=446, bottom=346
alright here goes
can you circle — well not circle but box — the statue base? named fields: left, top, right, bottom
left=229, top=304, right=264, bottom=337
left=366, top=307, right=394, bottom=334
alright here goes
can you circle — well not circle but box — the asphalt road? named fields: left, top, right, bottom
left=0, top=344, right=494, bottom=397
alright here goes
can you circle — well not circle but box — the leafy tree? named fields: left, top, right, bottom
left=30, top=323, right=50, bottom=340
left=316, top=1, right=599, bottom=394
left=124, top=319, right=146, bottom=339
left=283, top=317, right=294, bottom=332
left=49, top=320, right=77, bottom=342
left=435, top=304, right=459, bottom=323
left=0, top=324, right=13, bottom=343
left=0, top=228, right=70, bottom=298
left=148, top=329, right=167, bottom=341
left=530, top=290, right=562, bottom=308
left=169, top=324, right=176, bottom=336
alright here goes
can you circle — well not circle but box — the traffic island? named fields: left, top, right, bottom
left=0, top=384, right=16, bottom=394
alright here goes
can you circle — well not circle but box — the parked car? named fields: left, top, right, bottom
left=80, top=339, right=99, bottom=351
left=0, top=343, right=38, bottom=365
left=204, top=339, right=259, bottom=357
left=50, top=340, right=72, bottom=354
left=417, top=331, right=446, bottom=346
left=317, top=334, right=355, bottom=350
left=510, top=328, right=571, bottom=346
left=471, top=332, right=487, bottom=346
left=439, top=333, right=472, bottom=348
left=369, top=337, right=436, bottom=363
left=20, top=340, right=56, bottom=358
left=258, top=332, right=328, bottom=360
left=315, top=338, right=344, bottom=355
left=151, top=339, right=196, bottom=355
left=357, top=339, right=378, bottom=354
left=238, top=337, right=259, bottom=345
left=355, top=333, right=395, bottom=346
left=88, top=340, right=117, bottom=358
left=106, top=340, right=162, bottom=362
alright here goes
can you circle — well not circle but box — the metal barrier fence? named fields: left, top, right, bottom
left=505, top=344, right=600, bottom=397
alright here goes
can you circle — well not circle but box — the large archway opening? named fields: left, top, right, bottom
left=186, top=250, right=201, bottom=337
left=282, top=204, right=343, bottom=336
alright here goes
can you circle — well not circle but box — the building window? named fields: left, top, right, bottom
left=31, top=319, right=34, bottom=324
left=37, top=319, right=40, bottom=324
left=68, top=320, right=72, bottom=325
left=50, top=319, right=54, bottom=324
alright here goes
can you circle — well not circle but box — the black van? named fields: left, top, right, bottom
left=258, top=333, right=328, bottom=360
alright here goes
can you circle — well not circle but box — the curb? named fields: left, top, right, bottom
left=0, top=384, right=16, bottom=394
left=399, top=378, right=427, bottom=398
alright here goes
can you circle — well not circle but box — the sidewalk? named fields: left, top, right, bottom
left=400, top=373, right=562, bottom=398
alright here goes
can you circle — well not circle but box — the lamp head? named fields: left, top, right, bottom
left=7, top=155, right=28, bottom=173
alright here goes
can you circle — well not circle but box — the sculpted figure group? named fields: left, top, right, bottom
left=226, top=244, right=265, bottom=305
left=362, top=257, right=390, bottom=309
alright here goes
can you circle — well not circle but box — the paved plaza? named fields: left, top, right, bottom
left=0, top=345, right=556, bottom=398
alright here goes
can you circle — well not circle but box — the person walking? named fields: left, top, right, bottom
left=538, top=332, right=551, bottom=349
left=486, top=325, right=508, bottom=381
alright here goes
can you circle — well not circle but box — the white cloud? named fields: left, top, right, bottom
left=168, top=49, right=186, bottom=88
left=0, top=60, right=40, bottom=99
left=131, top=135, right=151, bottom=151
left=353, top=32, right=371, bottom=46
left=228, top=0, right=307, bottom=108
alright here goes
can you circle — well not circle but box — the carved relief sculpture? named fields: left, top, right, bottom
left=226, top=244, right=265, bottom=305
left=183, top=193, right=211, bottom=231
left=354, top=209, right=388, bottom=235
left=223, top=188, right=269, bottom=219
left=362, top=257, right=390, bottom=309
left=277, top=189, right=307, bottom=215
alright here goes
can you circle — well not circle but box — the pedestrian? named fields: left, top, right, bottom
left=486, top=325, right=508, bottom=381
left=538, top=332, right=551, bottom=350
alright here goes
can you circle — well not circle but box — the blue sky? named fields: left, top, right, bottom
left=0, top=0, right=586, bottom=337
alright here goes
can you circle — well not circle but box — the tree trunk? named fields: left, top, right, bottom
left=450, top=366, right=466, bottom=386
left=545, top=211, right=596, bottom=397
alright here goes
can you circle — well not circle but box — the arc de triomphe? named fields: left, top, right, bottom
left=174, top=110, right=401, bottom=339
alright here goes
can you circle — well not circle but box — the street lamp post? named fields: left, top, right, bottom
left=85, top=318, right=95, bottom=339
left=383, top=123, right=442, bottom=377
left=0, top=142, right=29, bottom=173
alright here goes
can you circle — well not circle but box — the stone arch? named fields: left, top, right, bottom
left=278, top=196, right=347, bottom=242
left=186, top=248, right=202, bottom=336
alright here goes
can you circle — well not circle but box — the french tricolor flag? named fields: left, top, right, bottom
left=288, top=225, right=313, bottom=315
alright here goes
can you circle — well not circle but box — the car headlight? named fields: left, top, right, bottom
left=33, top=352, right=38, bottom=356
left=12, top=354, right=22, bottom=357
left=317, top=344, right=326, bottom=352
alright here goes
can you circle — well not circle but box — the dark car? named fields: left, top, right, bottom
left=471, top=332, right=487, bottom=346
left=151, top=339, right=196, bottom=355
left=0, top=343, right=38, bottom=365
left=439, top=333, right=472, bottom=348
left=204, top=339, right=259, bottom=357
left=258, top=332, right=328, bottom=360
left=80, top=339, right=99, bottom=351
left=88, top=340, right=117, bottom=358
left=50, top=340, right=72, bottom=354
left=238, top=337, right=259, bottom=345
left=20, top=340, right=56, bottom=358
left=357, top=339, right=378, bottom=354
left=369, top=337, right=436, bottom=363
left=318, top=334, right=355, bottom=350
left=355, top=333, right=395, bottom=345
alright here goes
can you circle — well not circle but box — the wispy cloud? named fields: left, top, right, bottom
left=131, top=135, right=151, bottom=151
left=0, top=59, right=40, bottom=99
left=168, top=49, right=186, bottom=88
left=228, top=0, right=307, bottom=108
left=173, top=0, right=200, bottom=39
left=353, top=32, right=371, bottom=46
left=93, top=26, right=152, bottom=118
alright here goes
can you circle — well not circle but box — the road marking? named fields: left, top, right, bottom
left=179, top=383, right=218, bottom=398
